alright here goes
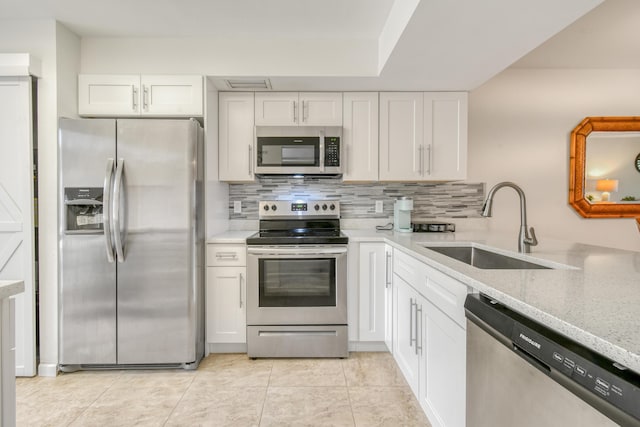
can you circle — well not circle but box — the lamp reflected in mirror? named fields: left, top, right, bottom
left=595, top=179, right=618, bottom=202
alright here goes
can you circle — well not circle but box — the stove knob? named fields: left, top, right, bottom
left=314, top=204, right=320, bottom=211
left=322, top=204, right=328, bottom=211
left=329, top=204, right=336, bottom=211
left=263, top=205, right=269, bottom=211
left=271, top=204, right=277, bottom=211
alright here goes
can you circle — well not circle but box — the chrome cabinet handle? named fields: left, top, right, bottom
left=293, top=101, right=297, bottom=123
left=416, top=304, right=423, bottom=355
left=409, top=298, right=415, bottom=348
left=143, top=86, right=149, bottom=111
left=215, top=252, right=238, bottom=259
left=248, top=144, right=253, bottom=175
left=302, top=100, right=307, bottom=122
left=112, top=158, right=125, bottom=263
left=132, top=86, right=138, bottom=111
left=418, top=145, right=424, bottom=176
left=425, top=144, right=432, bottom=175
left=385, top=252, right=392, bottom=288
left=239, top=273, right=243, bottom=308
left=103, top=158, right=115, bottom=263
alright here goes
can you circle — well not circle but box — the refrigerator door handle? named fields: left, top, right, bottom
left=103, top=158, right=115, bottom=263
left=113, top=158, right=125, bottom=263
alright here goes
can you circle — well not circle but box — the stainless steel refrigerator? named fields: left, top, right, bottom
left=58, top=118, right=204, bottom=370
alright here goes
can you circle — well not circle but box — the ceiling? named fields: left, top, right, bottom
left=0, top=0, right=611, bottom=90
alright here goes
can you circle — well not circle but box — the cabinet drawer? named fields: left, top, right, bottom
left=207, top=244, right=246, bottom=267
left=422, top=263, right=468, bottom=328
left=393, top=249, right=468, bottom=328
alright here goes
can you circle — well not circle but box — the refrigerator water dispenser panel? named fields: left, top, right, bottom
left=64, top=187, right=104, bottom=232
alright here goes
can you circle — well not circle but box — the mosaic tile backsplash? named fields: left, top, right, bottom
left=229, top=178, right=485, bottom=220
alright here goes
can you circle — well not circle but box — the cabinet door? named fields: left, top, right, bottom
left=358, top=243, right=386, bottom=342
left=384, top=246, right=394, bottom=353
left=78, top=74, right=140, bottom=117
left=206, top=266, right=247, bottom=344
left=379, top=92, right=424, bottom=181
left=419, top=299, right=466, bottom=427
left=140, top=75, right=203, bottom=116
left=423, top=92, right=467, bottom=180
left=299, top=92, right=342, bottom=126
left=219, top=92, right=255, bottom=182
left=393, top=274, right=421, bottom=395
left=255, top=92, right=298, bottom=125
left=342, top=92, right=378, bottom=181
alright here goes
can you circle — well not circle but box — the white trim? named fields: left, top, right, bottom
left=206, top=343, right=247, bottom=354
left=0, top=54, right=41, bottom=77
left=37, top=363, right=58, bottom=377
left=349, top=341, right=389, bottom=352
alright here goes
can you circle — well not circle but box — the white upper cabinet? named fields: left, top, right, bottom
left=219, top=92, right=255, bottom=182
left=342, top=92, right=379, bottom=181
left=78, top=74, right=203, bottom=117
left=379, top=92, right=424, bottom=181
left=423, top=92, right=468, bottom=181
left=255, top=92, right=342, bottom=126
left=379, top=92, right=467, bottom=181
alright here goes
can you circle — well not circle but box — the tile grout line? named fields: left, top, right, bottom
left=64, top=370, right=124, bottom=426
left=161, top=372, right=198, bottom=427
left=341, top=357, right=358, bottom=427
left=257, top=359, right=274, bottom=426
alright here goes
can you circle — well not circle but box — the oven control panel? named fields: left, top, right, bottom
left=259, top=200, right=340, bottom=218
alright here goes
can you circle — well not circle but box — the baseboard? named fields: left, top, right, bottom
left=349, top=341, right=390, bottom=352
left=37, top=363, right=58, bottom=377
left=207, top=343, right=248, bottom=354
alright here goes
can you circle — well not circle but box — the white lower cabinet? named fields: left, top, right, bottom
left=206, top=244, right=246, bottom=346
left=358, top=243, right=392, bottom=343
left=393, top=249, right=467, bottom=427
left=420, top=298, right=466, bottom=427
left=393, top=274, right=424, bottom=395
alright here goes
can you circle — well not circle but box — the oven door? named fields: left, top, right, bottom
left=246, top=245, right=347, bottom=325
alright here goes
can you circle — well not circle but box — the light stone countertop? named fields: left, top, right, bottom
left=0, top=280, right=24, bottom=299
left=345, top=229, right=640, bottom=375
left=207, top=230, right=256, bottom=244
left=207, top=227, right=640, bottom=374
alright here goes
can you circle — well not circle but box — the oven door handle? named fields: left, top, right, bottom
left=247, top=246, right=347, bottom=256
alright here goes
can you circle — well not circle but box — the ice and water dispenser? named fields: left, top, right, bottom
left=64, top=187, right=104, bottom=232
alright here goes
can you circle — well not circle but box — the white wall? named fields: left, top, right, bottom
left=468, top=68, right=640, bottom=251
left=80, top=37, right=376, bottom=77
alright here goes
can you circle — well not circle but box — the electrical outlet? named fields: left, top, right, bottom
left=233, top=201, right=242, bottom=213
left=375, top=200, right=383, bottom=213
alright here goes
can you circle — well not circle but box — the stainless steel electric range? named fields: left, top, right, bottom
left=246, top=200, right=348, bottom=358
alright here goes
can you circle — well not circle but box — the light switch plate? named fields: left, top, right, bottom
left=375, top=200, right=383, bottom=213
left=233, top=201, right=242, bottom=213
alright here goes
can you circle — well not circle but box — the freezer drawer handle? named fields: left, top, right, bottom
left=113, top=158, right=125, bottom=263
left=103, top=158, right=115, bottom=263
left=215, top=252, right=238, bottom=259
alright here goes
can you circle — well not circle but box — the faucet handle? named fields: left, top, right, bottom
left=526, top=227, right=538, bottom=247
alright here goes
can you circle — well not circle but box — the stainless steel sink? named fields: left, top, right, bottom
left=422, top=245, right=551, bottom=270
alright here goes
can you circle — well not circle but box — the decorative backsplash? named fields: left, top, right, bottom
left=229, top=178, right=485, bottom=220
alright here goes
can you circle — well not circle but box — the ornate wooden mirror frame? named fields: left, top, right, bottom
left=569, top=116, right=640, bottom=228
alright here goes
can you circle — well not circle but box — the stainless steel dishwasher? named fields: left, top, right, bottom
left=465, top=293, right=640, bottom=427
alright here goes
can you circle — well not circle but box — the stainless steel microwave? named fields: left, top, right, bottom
left=254, top=126, right=342, bottom=176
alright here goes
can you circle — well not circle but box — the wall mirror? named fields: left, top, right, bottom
left=569, top=117, right=640, bottom=227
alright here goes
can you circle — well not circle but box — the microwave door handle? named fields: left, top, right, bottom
left=319, top=130, right=325, bottom=172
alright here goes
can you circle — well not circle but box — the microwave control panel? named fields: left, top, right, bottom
left=325, top=137, right=340, bottom=167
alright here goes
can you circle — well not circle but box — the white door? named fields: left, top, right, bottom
left=299, top=92, right=342, bottom=126
left=140, top=75, right=203, bottom=116
left=78, top=74, right=140, bottom=117
left=423, top=92, right=468, bottom=180
left=358, top=243, right=386, bottom=342
left=255, top=92, right=298, bottom=126
left=379, top=92, right=424, bottom=181
left=342, top=92, right=379, bottom=181
left=219, top=92, right=255, bottom=182
left=0, top=77, right=36, bottom=376
left=206, top=267, right=246, bottom=343
left=393, top=274, right=420, bottom=394
left=384, top=245, right=393, bottom=352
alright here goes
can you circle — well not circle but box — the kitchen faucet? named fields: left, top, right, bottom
left=482, top=182, right=538, bottom=253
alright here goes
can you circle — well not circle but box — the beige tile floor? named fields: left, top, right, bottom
left=17, top=352, right=430, bottom=426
